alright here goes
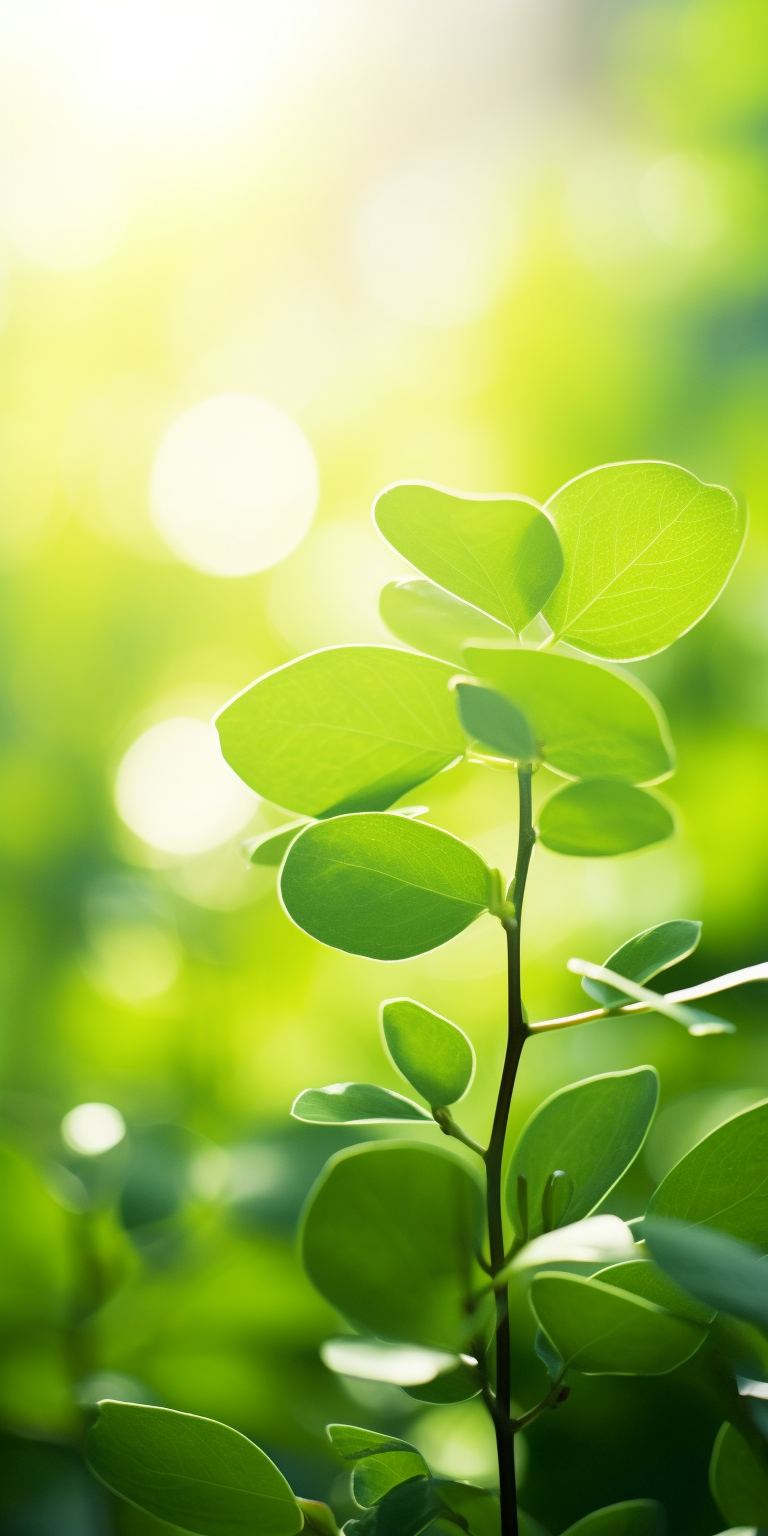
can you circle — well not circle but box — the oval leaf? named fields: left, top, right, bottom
left=374, top=482, right=564, bottom=633
left=462, top=646, right=673, bottom=784
left=321, top=1339, right=460, bottom=1387
left=454, top=681, right=537, bottom=764
left=300, top=1142, right=486, bottom=1351
left=380, top=579, right=514, bottom=665
left=403, top=1360, right=481, bottom=1404
left=644, top=1219, right=768, bottom=1330
left=530, top=1272, right=707, bottom=1374
left=292, top=1083, right=431, bottom=1125
left=381, top=998, right=475, bottom=1107
left=646, top=1100, right=768, bottom=1247
left=281, top=814, right=492, bottom=960
left=710, top=1423, right=768, bottom=1528
left=542, top=461, right=746, bottom=660
left=507, top=1068, right=659, bottom=1240
left=594, top=1258, right=715, bottom=1325
left=538, top=780, right=674, bottom=857
left=86, top=1401, right=302, bottom=1536
left=216, top=646, right=464, bottom=817
left=582, top=919, right=701, bottom=1005
left=561, top=1501, right=665, bottom=1536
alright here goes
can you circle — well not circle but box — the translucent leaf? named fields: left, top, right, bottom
left=568, top=960, right=734, bottom=1035
left=381, top=998, right=475, bottom=1107
left=530, top=1272, right=707, bottom=1375
left=594, top=1257, right=715, bottom=1326
left=710, top=1423, right=768, bottom=1528
left=647, top=1101, right=768, bottom=1247
left=374, top=482, right=564, bottom=633
left=454, top=681, right=537, bottom=764
left=561, top=1501, right=665, bottom=1536
left=216, top=646, right=464, bottom=817
left=380, top=579, right=513, bottom=666
left=281, top=814, right=492, bottom=960
left=538, top=779, right=674, bottom=857
left=643, top=1220, right=768, bottom=1331
left=507, top=1216, right=636, bottom=1276
left=462, top=646, right=673, bottom=784
left=243, top=821, right=310, bottom=866
left=321, top=1339, right=460, bottom=1387
left=292, top=1083, right=431, bottom=1125
left=582, top=919, right=701, bottom=1006
left=542, top=461, right=746, bottom=660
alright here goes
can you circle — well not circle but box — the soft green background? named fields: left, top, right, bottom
left=1, top=0, right=766, bottom=1533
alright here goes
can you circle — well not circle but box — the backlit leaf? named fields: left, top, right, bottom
left=568, top=959, right=734, bottom=1035
left=530, top=1272, right=706, bottom=1374
left=646, top=1101, right=768, bottom=1247
left=380, top=579, right=513, bottom=666
left=381, top=998, right=475, bottom=1107
left=710, top=1423, right=768, bottom=1528
left=538, top=779, right=674, bottom=857
left=644, top=1220, right=768, bottom=1329
left=454, top=681, right=537, bottom=763
left=582, top=919, right=701, bottom=1006
left=244, top=821, right=310, bottom=866
left=328, top=1425, right=419, bottom=1460
left=292, top=1083, right=431, bottom=1125
left=561, top=1501, right=664, bottom=1536
left=321, top=1339, right=460, bottom=1387
left=595, top=1258, right=715, bottom=1325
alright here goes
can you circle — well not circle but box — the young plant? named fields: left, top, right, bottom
left=86, top=462, right=768, bottom=1536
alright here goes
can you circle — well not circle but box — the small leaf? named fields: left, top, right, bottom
left=538, top=780, right=674, bottom=857
left=244, top=821, right=311, bottom=866
left=301, top=1143, right=487, bottom=1352
left=542, top=460, right=746, bottom=661
left=380, top=579, right=514, bottom=666
left=321, top=1339, right=460, bottom=1387
left=281, top=814, right=493, bottom=961
left=454, top=682, right=537, bottom=763
left=561, top=1501, right=665, bottom=1536
left=297, top=1499, right=342, bottom=1535
left=582, top=919, right=701, bottom=1006
left=328, top=1425, right=419, bottom=1460
left=292, top=1083, right=431, bottom=1125
left=710, top=1423, right=768, bottom=1527
left=216, top=646, right=464, bottom=817
left=530, top=1272, right=707, bottom=1375
left=644, top=1219, right=768, bottom=1330
left=507, top=1068, right=659, bottom=1239
left=402, top=1359, right=481, bottom=1404
left=594, top=1258, right=715, bottom=1325
left=374, top=483, right=564, bottom=633
left=568, top=960, right=734, bottom=1035
left=436, top=1480, right=502, bottom=1536
left=381, top=998, right=475, bottom=1107
left=86, top=1401, right=302, bottom=1536
left=647, top=1101, right=768, bottom=1248
left=343, top=1477, right=441, bottom=1536
left=462, top=647, right=673, bottom=784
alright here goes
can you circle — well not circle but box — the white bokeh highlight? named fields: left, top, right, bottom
left=62, top=1102, right=126, bottom=1156
left=115, top=716, right=257, bottom=855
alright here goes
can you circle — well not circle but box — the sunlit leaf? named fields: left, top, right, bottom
left=644, top=1220, right=768, bottom=1331
left=244, top=821, right=310, bottom=866
left=710, top=1423, right=768, bottom=1528
left=86, top=1401, right=302, bottom=1536
left=216, top=646, right=464, bottom=817
left=538, top=779, right=674, bottom=857
left=542, top=461, right=746, bottom=660
left=292, top=1082, right=431, bottom=1125
left=380, top=579, right=514, bottom=665
left=507, top=1216, right=636, bottom=1277
left=328, top=1424, right=420, bottom=1460
left=568, top=960, right=734, bottom=1035
left=561, top=1501, right=665, bottom=1536
left=281, top=814, right=493, bottom=960
left=321, top=1339, right=460, bottom=1387
left=530, top=1272, right=707, bottom=1374
left=582, top=919, right=701, bottom=1006
left=381, top=997, right=475, bottom=1107
left=594, top=1258, right=715, bottom=1326
left=454, top=681, right=537, bottom=763
left=646, top=1101, right=768, bottom=1248
left=374, top=483, right=564, bottom=632
left=402, top=1359, right=481, bottom=1404
left=462, top=646, right=673, bottom=783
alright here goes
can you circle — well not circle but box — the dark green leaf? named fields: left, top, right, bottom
left=538, top=780, right=674, bottom=857
left=534, top=1328, right=564, bottom=1381
left=216, top=646, right=464, bottom=817
left=374, top=483, right=564, bottom=633
left=327, top=1429, right=428, bottom=1509
left=402, top=1358, right=481, bottom=1403
left=281, top=814, right=492, bottom=960
left=647, top=1101, right=768, bottom=1246
left=380, top=579, right=514, bottom=666
left=244, top=821, right=310, bottom=866
left=301, top=1143, right=487, bottom=1351
left=343, top=1477, right=441, bottom=1536
left=297, top=1499, right=342, bottom=1535
left=568, top=960, right=734, bottom=1036
left=381, top=998, right=475, bottom=1107
left=292, top=1083, right=431, bottom=1125
left=462, top=647, right=673, bottom=784
left=530, top=1272, right=707, bottom=1375
left=644, top=1219, right=768, bottom=1330
left=86, top=1401, right=302, bottom=1536
left=594, top=1258, right=715, bottom=1325
left=454, top=682, right=537, bottom=764
left=710, top=1423, right=768, bottom=1527
left=582, top=920, right=701, bottom=1006
left=437, top=1481, right=501, bottom=1536
left=506, top=1068, right=659, bottom=1239
left=561, top=1501, right=665, bottom=1536
left=542, top=461, right=746, bottom=660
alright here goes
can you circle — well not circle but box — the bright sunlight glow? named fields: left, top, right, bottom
left=115, top=716, right=257, bottom=855
left=61, top=1101, right=126, bottom=1156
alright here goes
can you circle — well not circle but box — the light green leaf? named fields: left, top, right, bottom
left=374, top=483, right=564, bottom=633
left=462, top=647, right=673, bottom=784
left=381, top=998, right=475, bottom=1107
left=507, top=1068, right=659, bottom=1240
left=710, top=1424, right=768, bottom=1528
left=86, top=1401, right=302, bottom=1536
left=292, top=1083, right=431, bottom=1125
left=568, top=959, right=734, bottom=1035
left=454, top=681, right=537, bottom=763
left=647, top=1101, right=768, bottom=1248
left=644, top=1220, right=768, bottom=1331
left=561, top=1501, right=665, bottom=1536
left=594, top=1258, right=715, bottom=1325
left=506, top=1216, right=636, bottom=1277
left=582, top=919, right=701, bottom=1006
left=297, top=1498, right=341, bottom=1535
left=542, top=461, right=746, bottom=660
left=327, top=1425, right=428, bottom=1509
left=328, top=1425, right=420, bottom=1460
left=280, top=814, right=493, bottom=960
left=216, top=646, right=464, bottom=817
left=244, top=821, right=310, bottom=866
left=530, top=1272, right=707, bottom=1374
left=403, top=1360, right=481, bottom=1404
left=321, top=1339, right=461, bottom=1387
left=301, top=1142, right=486, bottom=1351
left=380, top=579, right=514, bottom=665
left=538, top=779, right=674, bottom=857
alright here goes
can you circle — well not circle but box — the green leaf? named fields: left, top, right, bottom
left=321, top=1339, right=461, bottom=1387
left=300, top=1142, right=486, bottom=1352
left=507, top=1068, right=659, bottom=1240
left=530, top=1272, right=707, bottom=1375
left=506, top=1216, right=636, bottom=1278
left=380, top=579, right=514, bottom=666
left=561, top=1501, right=665, bottom=1536
left=437, top=1481, right=501, bottom=1536
left=216, top=646, right=464, bottom=817
left=594, top=1258, right=715, bottom=1325
left=244, top=821, right=310, bottom=866
left=454, top=682, right=537, bottom=764
left=281, top=814, right=493, bottom=960
left=374, top=483, right=564, bottom=633
left=646, top=1101, right=768, bottom=1245
left=710, top=1423, right=768, bottom=1527
left=538, top=780, right=674, bottom=857
left=297, top=1499, right=342, bottom=1536
left=582, top=919, right=701, bottom=1006
left=644, top=1219, right=768, bottom=1330
left=381, top=998, right=475, bottom=1107
left=402, top=1359, right=481, bottom=1403
left=327, top=1427, right=429, bottom=1509
left=462, top=647, right=673, bottom=784
left=542, top=461, right=746, bottom=660
left=568, top=959, right=734, bottom=1035
left=292, top=1083, right=431, bottom=1125
left=86, top=1401, right=302, bottom=1536
left=328, top=1425, right=419, bottom=1460
left=343, top=1477, right=441, bottom=1536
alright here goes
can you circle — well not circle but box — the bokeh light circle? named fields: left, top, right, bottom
left=150, top=393, right=319, bottom=576
left=115, top=716, right=257, bottom=855
left=62, top=1102, right=126, bottom=1156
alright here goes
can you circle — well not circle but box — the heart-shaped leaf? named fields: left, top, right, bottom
left=538, top=779, right=674, bottom=856
left=380, top=579, right=514, bottom=665
left=710, top=1422, right=768, bottom=1528
left=582, top=919, right=701, bottom=1006
left=381, top=998, right=475, bottom=1107
left=454, top=681, right=537, bottom=763
left=292, top=1083, right=431, bottom=1124
left=530, top=1272, right=707, bottom=1374
left=647, top=1101, right=768, bottom=1248
left=643, top=1220, right=768, bottom=1330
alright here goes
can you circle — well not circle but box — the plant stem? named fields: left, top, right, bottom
left=484, top=766, right=535, bottom=1536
